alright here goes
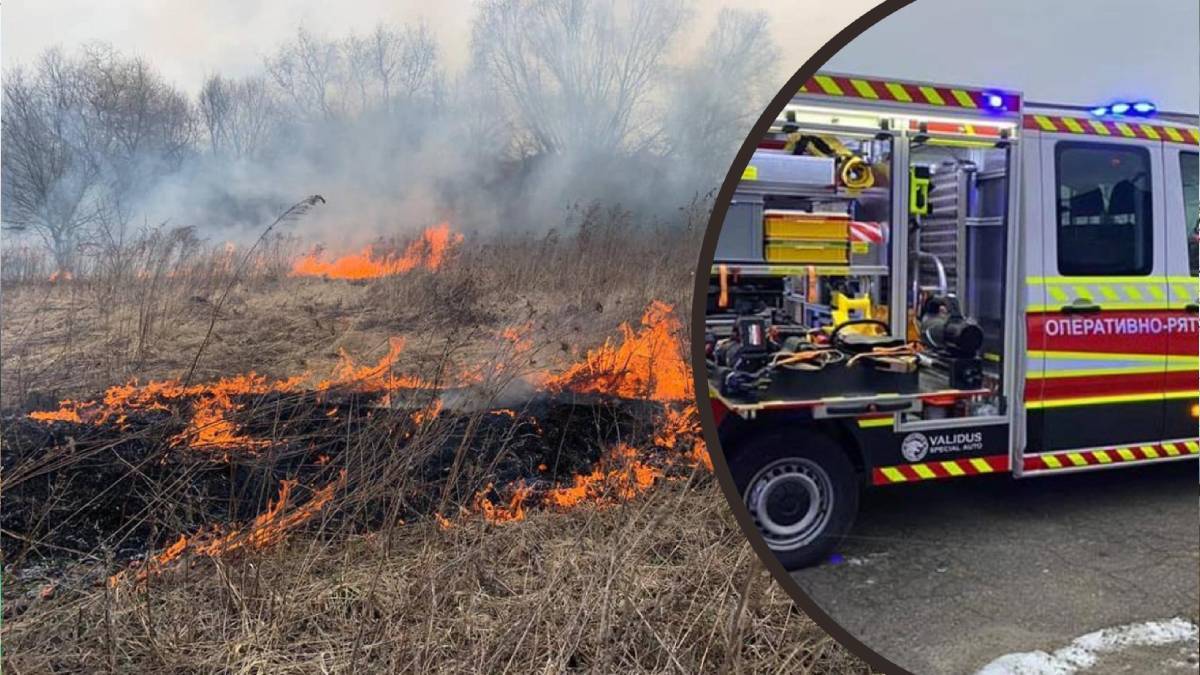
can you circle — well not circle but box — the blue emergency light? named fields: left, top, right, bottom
left=984, top=94, right=1005, bottom=109
left=1090, top=100, right=1157, bottom=118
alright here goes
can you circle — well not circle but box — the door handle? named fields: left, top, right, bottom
left=1061, top=298, right=1101, bottom=314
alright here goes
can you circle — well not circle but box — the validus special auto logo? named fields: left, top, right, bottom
left=901, top=432, right=930, bottom=462
left=901, top=431, right=985, bottom=462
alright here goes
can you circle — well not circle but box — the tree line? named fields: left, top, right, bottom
left=3, top=0, right=779, bottom=272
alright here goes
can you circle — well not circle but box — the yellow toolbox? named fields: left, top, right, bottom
left=763, top=210, right=850, bottom=241
left=765, top=241, right=849, bottom=264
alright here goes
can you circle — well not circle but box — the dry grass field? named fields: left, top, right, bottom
left=1, top=207, right=867, bottom=673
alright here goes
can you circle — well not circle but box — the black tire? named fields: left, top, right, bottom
left=728, top=430, right=860, bottom=570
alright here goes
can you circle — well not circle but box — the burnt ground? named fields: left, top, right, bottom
left=791, top=461, right=1199, bottom=675
left=2, top=386, right=687, bottom=604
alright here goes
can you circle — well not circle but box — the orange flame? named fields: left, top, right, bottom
left=544, top=301, right=691, bottom=402
left=290, top=224, right=462, bottom=280
left=109, top=471, right=345, bottom=588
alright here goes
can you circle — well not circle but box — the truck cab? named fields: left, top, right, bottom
left=705, top=73, right=1199, bottom=569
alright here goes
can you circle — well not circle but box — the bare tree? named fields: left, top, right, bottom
left=2, top=45, right=196, bottom=271
left=665, top=9, right=779, bottom=171
left=265, top=28, right=343, bottom=121
left=2, top=51, right=104, bottom=271
left=198, top=74, right=278, bottom=158
left=472, top=0, right=691, bottom=157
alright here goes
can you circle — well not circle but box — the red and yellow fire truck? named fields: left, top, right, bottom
left=704, top=72, right=1199, bottom=569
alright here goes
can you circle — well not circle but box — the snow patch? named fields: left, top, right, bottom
left=975, top=618, right=1199, bottom=675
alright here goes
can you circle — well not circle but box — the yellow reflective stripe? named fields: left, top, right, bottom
left=1114, top=122, right=1137, bottom=137
left=1062, top=118, right=1086, bottom=134
left=1122, top=284, right=1144, bottom=300
left=913, top=464, right=937, bottom=479
left=1034, top=115, right=1057, bottom=131
left=1141, top=445, right=1159, bottom=458
left=1067, top=452, right=1088, bottom=466
left=814, top=75, right=844, bottom=96
left=1146, top=285, right=1165, bottom=300
left=969, top=458, right=994, bottom=473
left=886, top=83, right=912, bottom=102
left=1186, top=441, right=1200, bottom=453
left=880, top=467, right=906, bottom=482
left=951, top=89, right=976, bottom=107
left=1089, top=120, right=1112, bottom=136
left=919, top=86, right=945, bottom=105
left=1042, top=455, right=1063, bottom=468
left=1092, top=450, right=1112, bottom=464
left=1032, top=350, right=1179, bottom=362
left=1026, top=392, right=1173, bottom=409
left=1116, top=448, right=1137, bottom=461
left=857, top=416, right=894, bottom=428
left=1047, top=286, right=1069, bottom=302
left=1173, top=283, right=1195, bottom=300
left=941, top=461, right=966, bottom=476
left=1139, top=125, right=1160, bottom=140
left=1190, top=130, right=1200, bottom=144
left=1031, top=366, right=1170, bottom=379
left=1163, top=443, right=1181, bottom=456
left=850, top=79, right=878, bottom=99
left=1164, top=127, right=1185, bottom=142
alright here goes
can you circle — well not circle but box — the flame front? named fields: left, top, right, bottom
left=290, top=223, right=463, bottom=280
left=544, top=300, right=691, bottom=402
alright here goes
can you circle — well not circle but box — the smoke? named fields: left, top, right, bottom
left=4, top=1, right=786, bottom=255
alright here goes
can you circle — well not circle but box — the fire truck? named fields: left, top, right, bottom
left=704, top=72, right=1200, bottom=570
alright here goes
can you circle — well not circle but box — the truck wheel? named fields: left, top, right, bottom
left=728, top=431, right=859, bottom=570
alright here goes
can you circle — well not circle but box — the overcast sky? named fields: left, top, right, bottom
left=0, top=0, right=874, bottom=92
left=4, top=1, right=1194, bottom=113
left=827, top=0, right=1200, bottom=114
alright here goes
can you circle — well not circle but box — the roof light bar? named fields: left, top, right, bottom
left=1091, top=100, right=1157, bottom=118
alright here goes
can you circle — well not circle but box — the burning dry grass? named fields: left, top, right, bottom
left=1, top=206, right=863, bottom=673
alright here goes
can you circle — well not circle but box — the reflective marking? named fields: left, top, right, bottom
left=1089, top=120, right=1112, bottom=136
left=913, top=464, right=937, bottom=479
left=1034, top=115, right=1057, bottom=131
left=951, top=89, right=975, bottom=107
left=970, top=458, right=993, bottom=473
left=1062, top=117, right=1086, bottom=134
left=851, top=79, right=878, bottom=99
left=1093, top=450, right=1112, bottom=464
left=814, top=75, right=843, bottom=96
left=942, top=461, right=966, bottom=476
left=881, top=467, right=906, bottom=482
left=1116, top=448, right=1137, bottom=461
left=886, top=83, right=912, bottom=102
left=1141, top=445, right=1159, bottom=458
left=1067, top=452, right=1088, bottom=466
left=919, top=86, right=945, bottom=105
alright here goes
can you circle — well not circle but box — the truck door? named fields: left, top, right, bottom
left=1162, top=145, right=1199, bottom=439
left=1033, top=136, right=1168, bottom=451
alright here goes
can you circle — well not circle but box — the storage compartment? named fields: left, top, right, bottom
left=763, top=210, right=850, bottom=241
left=765, top=241, right=849, bottom=264
left=746, top=151, right=836, bottom=186
left=714, top=195, right=764, bottom=261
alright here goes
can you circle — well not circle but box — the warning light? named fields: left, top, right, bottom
left=983, top=93, right=1005, bottom=110
left=1191, top=403, right=1199, bottom=418
left=1090, top=100, right=1158, bottom=118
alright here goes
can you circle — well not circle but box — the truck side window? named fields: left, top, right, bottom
left=1055, top=142, right=1153, bottom=276
left=1181, top=151, right=1199, bottom=276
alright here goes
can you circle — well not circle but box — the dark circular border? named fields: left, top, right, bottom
left=689, top=2, right=918, bottom=674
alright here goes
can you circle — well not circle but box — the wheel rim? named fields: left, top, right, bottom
left=745, top=457, right=835, bottom=551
